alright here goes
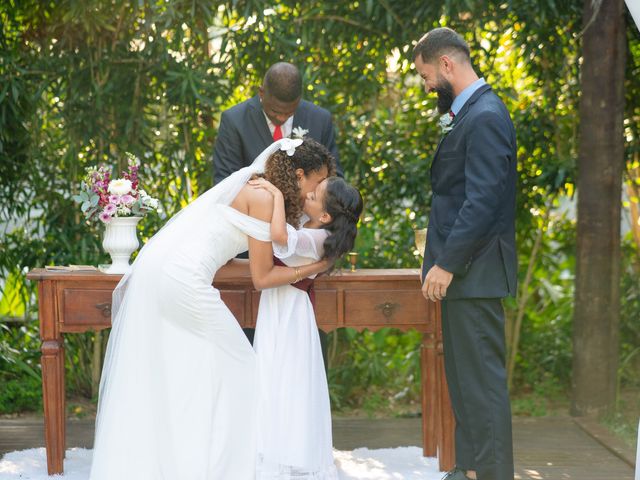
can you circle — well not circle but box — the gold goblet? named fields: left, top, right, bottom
left=414, top=228, right=427, bottom=257
left=347, top=252, right=359, bottom=272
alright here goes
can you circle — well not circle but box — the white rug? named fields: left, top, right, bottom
left=0, top=447, right=442, bottom=479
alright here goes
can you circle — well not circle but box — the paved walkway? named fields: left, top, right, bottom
left=0, top=415, right=635, bottom=479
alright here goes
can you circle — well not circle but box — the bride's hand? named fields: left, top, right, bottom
left=248, top=178, right=281, bottom=197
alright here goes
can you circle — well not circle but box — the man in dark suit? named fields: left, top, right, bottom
left=213, top=62, right=342, bottom=183
left=414, top=28, right=517, bottom=480
left=212, top=62, right=340, bottom=361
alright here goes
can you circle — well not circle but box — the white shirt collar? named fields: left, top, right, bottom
left=262, top=111, right=294, bottom=139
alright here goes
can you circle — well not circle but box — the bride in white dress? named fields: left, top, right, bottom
left=249, top=173, right=363, bottom=479
left=89, top=138, right=333, bottom=480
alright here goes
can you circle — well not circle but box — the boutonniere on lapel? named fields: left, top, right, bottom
left=438, top=111, right=455, bottom=134
left=292, top=126, right=309, bottom=139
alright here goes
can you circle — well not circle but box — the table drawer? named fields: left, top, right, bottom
left=315, top=289, right=338, bottom=329
left=247, top=289, right=339, bottom=330
left=344, top=289, right=429, bottom=327
left=61, top=288, right=113, bottom=330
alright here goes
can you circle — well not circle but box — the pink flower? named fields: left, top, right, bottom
left=99, top=211, right=113, bottom=223
left=103, top=203, right=117, bottom=215
left=109, top=195, right=120, bottom=204
left=120, top=194, right=135, bottom=205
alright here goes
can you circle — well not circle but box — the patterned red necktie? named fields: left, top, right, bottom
left=273, top=124, right=283, bottom=141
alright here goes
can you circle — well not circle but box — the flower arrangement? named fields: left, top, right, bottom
left=74, top=153, right=159, bottom=224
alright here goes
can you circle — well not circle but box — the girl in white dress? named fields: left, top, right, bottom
left=250, top=174, right=363, bottom=480
left=89, top=139, right=333, bottom=480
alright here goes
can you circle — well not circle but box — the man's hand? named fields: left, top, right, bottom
left=422, top=265, right=454, bottom=302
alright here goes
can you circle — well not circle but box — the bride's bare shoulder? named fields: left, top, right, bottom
left=233, top=184, right=273, bottom=221
left=235, top=183, right=272, bottom=203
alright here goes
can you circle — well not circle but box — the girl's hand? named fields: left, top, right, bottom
left=313, top=258, right=333, bottom=275
left=248, top=178, right=281, bottom=197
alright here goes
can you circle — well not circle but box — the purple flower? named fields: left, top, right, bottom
left=99, top=211, right=113, bottom=223
left=109, top=194, right=120, bottom=204
left=120, top=194, right=135, bottom=205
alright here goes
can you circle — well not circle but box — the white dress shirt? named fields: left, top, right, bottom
left=262, top=111, right=294, bottom=139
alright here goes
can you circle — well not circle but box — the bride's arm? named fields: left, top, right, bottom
left=246, top=189, right=328, bottom=290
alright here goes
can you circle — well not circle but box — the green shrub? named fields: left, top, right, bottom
left=0, top=376, right=42, bottom=413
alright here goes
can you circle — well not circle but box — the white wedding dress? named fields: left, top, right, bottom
left=254, top=227, right=338, bottom=479
left=89, top=142, right=284, bottom=480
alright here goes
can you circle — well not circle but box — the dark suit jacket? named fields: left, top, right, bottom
left=213, top=95, right=341, bottom=184
left=422, top=84, right=518, bottom=299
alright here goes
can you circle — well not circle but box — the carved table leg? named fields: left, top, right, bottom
left=436, top=345, right=455, bottom=471
left=434, top=300, right=455, bottom=472
left=38, top=281, right=66, bottom=475
left=41, top=340, right=65, bottom=474
left=421, top=333, right=438, bottom=457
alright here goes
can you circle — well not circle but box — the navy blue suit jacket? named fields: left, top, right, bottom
left=422, top=84, right=518, bottom=299
left=212, top=95, right=341, bottom=184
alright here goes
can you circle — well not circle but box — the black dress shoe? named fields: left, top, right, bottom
left=441, top=469, right=472, bottom=480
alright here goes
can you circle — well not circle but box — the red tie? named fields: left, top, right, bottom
left=273, top=125, right=283, bottom=141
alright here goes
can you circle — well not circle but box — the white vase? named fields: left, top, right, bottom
left=101, top=216, right=142, bottom=274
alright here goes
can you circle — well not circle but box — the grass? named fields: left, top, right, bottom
left=510, top=379, right=570, bottom=417
left=602, top=388, right=640, bottom=450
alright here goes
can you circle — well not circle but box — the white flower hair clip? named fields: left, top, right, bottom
left=279, top=137, right=303, bottom=156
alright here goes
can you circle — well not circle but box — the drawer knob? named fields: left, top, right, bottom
left=95, top=302, right=112, bottom=317
left=375, top=302, right=399, bottom=320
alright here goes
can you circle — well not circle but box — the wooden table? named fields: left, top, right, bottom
left=26, top=266, right=455, bottom=475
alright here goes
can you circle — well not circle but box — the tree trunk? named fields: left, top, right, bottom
left=572, top=0, right=626, bottom=416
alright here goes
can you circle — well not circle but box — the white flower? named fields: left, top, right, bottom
left=438, top=112, right=455, bottom=133
left=117, top=205, right=132, bottom=216
left=292, top=126, right=309, bottom=139
left=108, top=178, right=133, bottom=196
left=279, top=137, right=303, bottom=156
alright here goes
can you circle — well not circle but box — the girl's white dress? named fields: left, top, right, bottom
left=89, top=142, right=284, bottom=480
left=254, top=226, right=339, bottom=479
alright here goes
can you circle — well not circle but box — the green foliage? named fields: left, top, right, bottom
left=0, top=323, right=42, bottom=413
left=0, top=377, right=42, bottom=413
left=0, top=0, right=638, bottom=414
left=619, top=240, right=640, bottom=389
left=511, top=376, right=568, bottom=417
left=603, top=388, right=640, bottom=449
left=509, top=215, right=576, bottom=389
left=328, top=328, right=422, bottom=414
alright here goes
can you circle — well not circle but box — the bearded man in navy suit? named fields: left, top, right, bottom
left=414, top=27, right=517, bottom=480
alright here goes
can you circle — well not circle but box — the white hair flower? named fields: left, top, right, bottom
left=279, top=137, right=303, bottom=156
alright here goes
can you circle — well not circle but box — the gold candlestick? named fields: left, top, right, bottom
left=347, top=252, right=359, bottom=272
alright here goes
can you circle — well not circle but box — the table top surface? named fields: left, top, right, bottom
left=26, top=266, right=423, bottom=283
